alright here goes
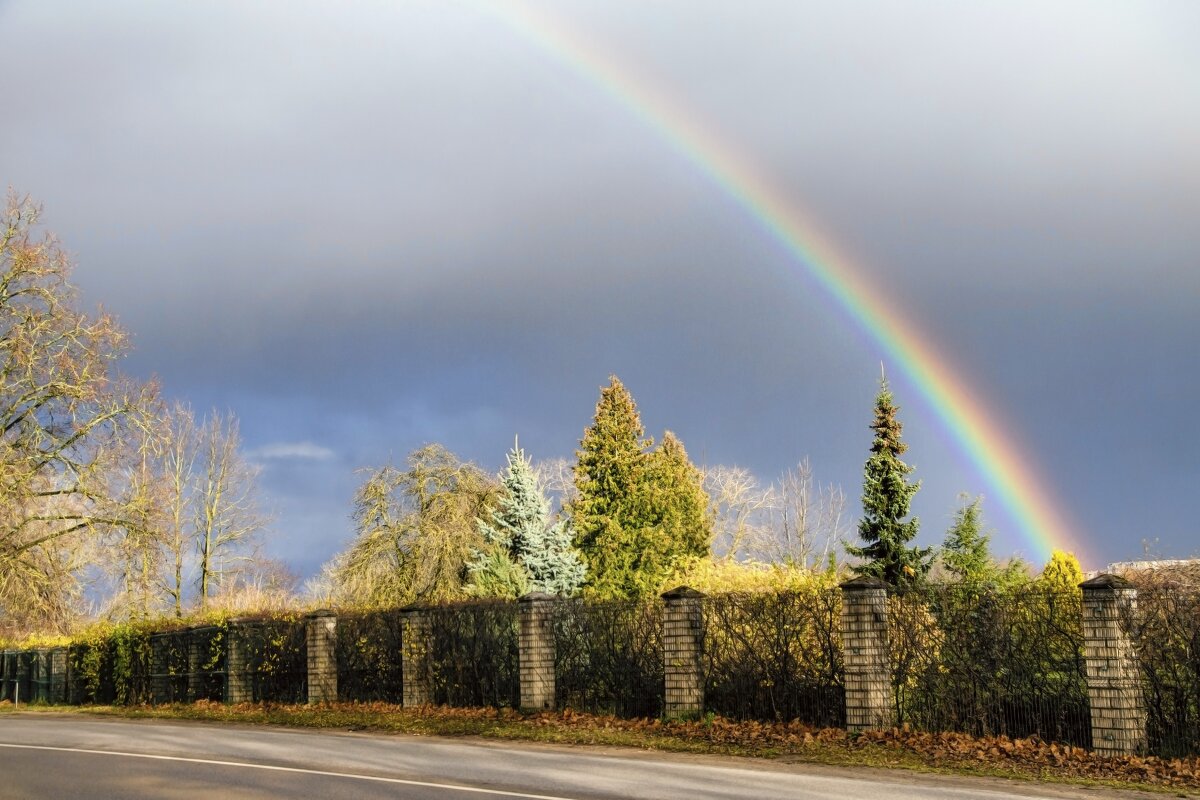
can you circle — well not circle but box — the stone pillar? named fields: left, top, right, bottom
left=1080, top=574, right=1147, bottom=756
left=401, top=607, right=432, bottom=707
left=225, top=619, right=251, bottom=705
left=840, top=576, right=893, bottom=732
left=518, top=593, right=556, bottom=712
left=662, top=586, right=705, bottom=719
left=306, top=610, right=338, bottom=704
left=49, top=647, right=67, bottom=705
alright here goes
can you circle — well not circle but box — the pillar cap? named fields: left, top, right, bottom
left=839, top=576, right=888, bottom=591
left=661, top=586, right=705, bottom=599
left=1080, top=573, right=1135, bottom=591
left=305, top=608, right=337, bottom=619
left=518, top=592, right=557, bottom=602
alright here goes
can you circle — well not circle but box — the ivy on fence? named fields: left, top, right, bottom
left=553, top=598, right=663, bottom=718
left=889, top=585, right=1091, bottom=748
left=428, top=600, right=520, bottom=709
left=336, top=609, right=404, bottom=703
left=701, top=586, right=844, bottom=728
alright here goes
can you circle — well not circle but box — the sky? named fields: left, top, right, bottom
left=0, top=1, right=1196, bottom=577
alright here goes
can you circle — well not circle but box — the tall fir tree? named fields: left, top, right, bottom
left=573, top=376, right=656, bottom=598
left=847, top=377, right=932, bottom=586
left=467, top=442, right=584, bottom=597
left=572, top=377, right=711, bottom=598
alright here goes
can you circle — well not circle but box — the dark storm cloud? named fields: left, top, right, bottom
left=0, top=0, right=1195, bottom=571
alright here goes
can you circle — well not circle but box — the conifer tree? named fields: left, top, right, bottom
left=572, top=377, right=712, bottom=598
left=645, top=431, right=711, bottom=574
left=523, top=514, right=586, bottom=596
left=847, top=377, right=931, bottom=586
left=467, top=442, right=585, bottom=597
left=573, top=377, right=655, bottom=598
left=941, top=495, right=994, bottom=583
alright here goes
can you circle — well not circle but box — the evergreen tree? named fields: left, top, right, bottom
left=523, top=514, right=586, bottom=596
left=1039, top=549, right=1083, bottom=593
left=467, top=442, right=585, bottom=597
left=847, top=377, right=931, bottom=587
left=645, top=431, right=711, bottom=574
left=573, top=376, right=656, bottom=598
left=941, top=495, right=993, bottom=583
left=572, top=378, right=712, bottom=598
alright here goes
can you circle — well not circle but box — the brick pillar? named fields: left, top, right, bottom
left=49, top=647, right=67, bottom=705
left=518, top=593, right=556, bottom=712
left=1080, top=574, right=1147, bottom=756
left=840, top=576, right=893, bottom=732
left=225, top=619, right=251, bottom=704
left=306, top=610, right=338, bottom=704
left=662, top=586, right=705, bottom=719
left=401, top=607, right=432, bottom=707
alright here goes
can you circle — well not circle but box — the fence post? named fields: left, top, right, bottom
left=518, top=593, right=556, bottom=712
left=306, top=610, right=338, bottom=704
left=149, top=634, right=169, bottom=705
left=186, top=627, right=204, bottom=701
left=1080, top=574, right=1146, bottom=756
left=49, top=647, right=67, bottom=705
left=226, top=619, right=251, bottom=704
left=662, top=586, right=705, bottom=719
left=16, top=650, right=31, bottom=705
left=35, top=649, right=50, bottom=703
left=840, top=576, right=893, bottom=732
left=401, top=606, right=432, bottom=707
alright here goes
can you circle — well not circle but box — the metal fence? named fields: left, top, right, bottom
left=232, top=616, right=307, bottom=703
left=889, top=585, right=1092, bottom=748
left=1133, top=585, right=1200, bottom=757
left=428, top=600, right=520, bottom=709
left=336, top=609, right=404, bottom=703
left=553, top=598, right=663, bottom=718
left=701, top=587, right=844, bottom=727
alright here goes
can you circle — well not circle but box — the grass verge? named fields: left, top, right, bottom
left=3, top=700, right=1197, bottom=796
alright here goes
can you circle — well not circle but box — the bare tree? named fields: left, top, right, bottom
left=194, top=410, right=268, bottom=606
left=158, top=402, right=198, bottom=617
left=763, top=459, right=848, bottom=568
left=534, top=456, right=577, bottom=513
left=0, top=193, right=156, bottom=633
left=702, top=464, right=774, bottom=562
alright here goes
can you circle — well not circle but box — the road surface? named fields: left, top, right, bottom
left=0, top=714, right=1148, bottom=799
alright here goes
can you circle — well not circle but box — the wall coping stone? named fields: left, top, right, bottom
left=661, top=586, right=705, bottom=599
left=1080, top=574, right=1135, bottom=591
left=839, top=576, right=888, bottom=591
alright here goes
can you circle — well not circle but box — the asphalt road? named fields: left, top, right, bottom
left=0, top=714, right=1147, bottom=800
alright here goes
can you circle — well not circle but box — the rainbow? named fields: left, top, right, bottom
left=474, top=0, right=1080, bottom=564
